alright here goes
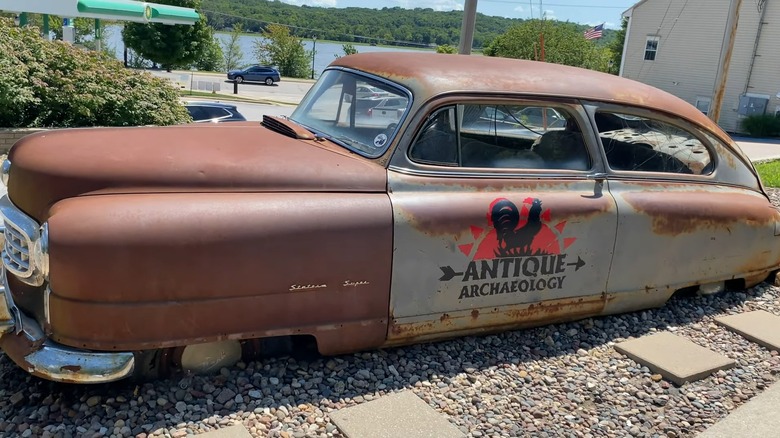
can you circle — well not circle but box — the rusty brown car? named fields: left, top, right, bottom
left=1, top=53, right=778, bottom=383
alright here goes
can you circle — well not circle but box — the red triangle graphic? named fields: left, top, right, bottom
left=564, top=237, right=577, bottom=250
left=470, top=225, right=483, bottom=241
left=459, top=243, right=474, bottom=256
left=541, top=209, right=551, bottom=222
left=555, top=221, right=567, bottom=233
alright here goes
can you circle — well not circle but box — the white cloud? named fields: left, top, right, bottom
left=514, top=5, right=524, bottom=13
left=543, top=9, right=556, bottom=20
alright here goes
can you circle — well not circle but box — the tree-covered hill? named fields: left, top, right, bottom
left=201, top=0, right=616, bottom=49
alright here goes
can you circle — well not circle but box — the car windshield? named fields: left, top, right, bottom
left=289, top=70, right=410, bottom=157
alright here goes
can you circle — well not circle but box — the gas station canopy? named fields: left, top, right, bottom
left=1, top=0, right=199, bottom=25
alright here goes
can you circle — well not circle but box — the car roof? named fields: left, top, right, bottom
left=330, top=52, right=730, bottom=144
left=184, top=101, right=237, bottom=109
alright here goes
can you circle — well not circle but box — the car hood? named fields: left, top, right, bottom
left=6, top=123, right=387, bottom=222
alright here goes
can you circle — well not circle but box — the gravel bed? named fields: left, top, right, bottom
left=1, top=190, right=780, bottom=438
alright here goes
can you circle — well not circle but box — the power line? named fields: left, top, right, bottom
left=636, top=0, right=689, bottom=82
left=480, top=0, right=633, bottom=8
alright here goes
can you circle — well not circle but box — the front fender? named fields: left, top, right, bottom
left=45, top=192, right=393, bottom=352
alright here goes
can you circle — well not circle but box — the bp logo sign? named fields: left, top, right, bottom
left=144, top=5, right=153, bottom=21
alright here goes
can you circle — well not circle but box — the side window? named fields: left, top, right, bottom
left=595, top=112, right=713, bottom=175
left=186, top=106, right=206, bottom=121
left=459, top=104, right=590, bottom=170
left=409, top=107, right=458, bottom=166
left=409, top=103, right=591, bottom=170
left=201, top=107, right=230, bottom=119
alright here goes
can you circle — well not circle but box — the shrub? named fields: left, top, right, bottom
left=0, top=18, right=191, bottom=128
left=741, top=114, right=780, bottom=138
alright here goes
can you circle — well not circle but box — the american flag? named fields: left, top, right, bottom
left=584, top=23, right=604, bottom=40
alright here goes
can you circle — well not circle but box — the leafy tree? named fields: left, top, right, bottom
left=193, top=30, right=224, bottom=71
left=122, top=0, right=213, bottom=71
left=0, top=18, right=190, bottom=128
left=221, top=24, right=245, bottom=71
left=436, top=44, right=457, bottom=54
left=341, top=43, right=358, bottom=56
left=607, top=18, right=628, bottom=75
left=484, top=20, right=612, bottom=72
left=253, top=24, right=310, bottom=78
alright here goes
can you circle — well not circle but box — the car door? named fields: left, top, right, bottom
left=589, top=103, right=780, bottom=314
left=246, top=67, right=260, bottom=82
left=385, top=98, right=619, bottom=345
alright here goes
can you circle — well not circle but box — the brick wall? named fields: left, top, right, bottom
left=0, top=129, right=47, bottom=154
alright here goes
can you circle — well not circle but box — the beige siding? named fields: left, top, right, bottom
left=743, top=0, right=780, bottom=121
left=621, top=0, right=765, bottom=132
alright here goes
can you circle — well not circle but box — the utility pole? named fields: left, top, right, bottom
left=458, top=0, right=478, bottom=54
left=710, top=0, right=742, bottom=123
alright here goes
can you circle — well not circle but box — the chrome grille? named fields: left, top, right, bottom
left=0, top=196, right=44, bottom=285
left=3, top=220, right=31, bottom=276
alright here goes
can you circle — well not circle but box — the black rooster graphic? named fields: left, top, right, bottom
left=491, top=198, right=547, bottom=257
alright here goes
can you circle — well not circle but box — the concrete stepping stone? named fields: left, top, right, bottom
left=329, top=390, right=465, bottom=438
left=697, top=380, right=780, bottom=437
left=715, top=310, right=780, bottom=351
left=614, top=332, right=735, bottom=385
left=198, top=424, right=253, bottom=438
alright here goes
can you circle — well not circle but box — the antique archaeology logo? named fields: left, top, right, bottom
left=439, top=197, right=586, bottom=300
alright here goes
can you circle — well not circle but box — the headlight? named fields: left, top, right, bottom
left=1, top=159, right=10, bottom=186
left=31, top=223, right=49, bottom=280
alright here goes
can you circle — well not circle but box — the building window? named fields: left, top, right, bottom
left=644, top=36, right=659, bottom=61
left=695, top=97, right=712, bottom=115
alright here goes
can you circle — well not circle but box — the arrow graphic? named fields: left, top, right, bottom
left=439, top=266, right=464, bottom=282
left=567, top=256, right=586, bottom=271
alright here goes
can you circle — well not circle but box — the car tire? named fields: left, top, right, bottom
left=235, top=76, right=244, bottom=84
left=265, top=77, right=274, bottom=86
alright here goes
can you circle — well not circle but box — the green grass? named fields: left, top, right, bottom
left=755, top=160, right=780, bottom=188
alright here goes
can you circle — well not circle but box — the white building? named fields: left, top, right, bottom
left=620, top=0, right=778, bottom=133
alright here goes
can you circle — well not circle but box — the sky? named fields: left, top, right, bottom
left=279, top=0, right=635, bottom=29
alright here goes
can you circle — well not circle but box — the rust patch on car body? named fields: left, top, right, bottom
left=8, top=124, right=387, bottom=222
left=622, top=191, right=778, bottom=236
left=385, top=294, right=605, bottom=345
left=44, top=192, right=393, bottom=353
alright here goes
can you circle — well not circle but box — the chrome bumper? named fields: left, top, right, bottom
left=0, top=266, right=135, bottom=383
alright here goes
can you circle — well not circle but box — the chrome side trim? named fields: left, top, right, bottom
left=0, top=264, right=21, bottom=334
left=0, top=272, right=14, bottom=334
left=24, top=342, right=135, bottom=384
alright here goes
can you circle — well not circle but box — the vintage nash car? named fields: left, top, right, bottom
left=1, top=53, right=778, bottom=383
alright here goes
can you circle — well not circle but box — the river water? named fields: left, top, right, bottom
left=104, top=25, right=432, bottom=77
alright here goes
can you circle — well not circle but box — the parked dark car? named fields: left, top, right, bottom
left=184, top=101, right=247, bottom=123
left=226, top=66, right=281, bottom=85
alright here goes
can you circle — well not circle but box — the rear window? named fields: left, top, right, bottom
left=595, top=111, right=713, bottom=175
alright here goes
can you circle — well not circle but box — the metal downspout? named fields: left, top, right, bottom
left=744, top=0, right=768, bottom=93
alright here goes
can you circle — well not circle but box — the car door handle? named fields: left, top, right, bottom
left=586, top=172, right=608, bottom=181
